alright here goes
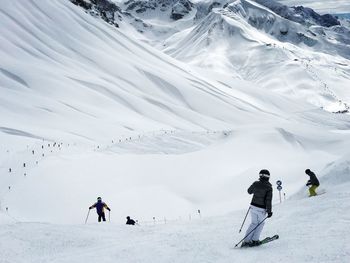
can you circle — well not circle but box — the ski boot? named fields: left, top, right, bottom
left=249, top=240, right=261, bottom=247
left=241, top=241, right=252, bottom=247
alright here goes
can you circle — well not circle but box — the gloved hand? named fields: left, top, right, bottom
left=89, top=207, right=92, bottom=210
left=267, top=212, right=273, bottom=218
left=108, top=208, right=111, bottom=211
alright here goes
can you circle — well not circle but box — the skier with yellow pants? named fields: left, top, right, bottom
left=305, top=169, right=320, bottom=197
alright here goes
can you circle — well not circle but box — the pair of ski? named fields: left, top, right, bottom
left=236, top=235, right=279, bottom=248
left=309, top=189, right=326, bottom=197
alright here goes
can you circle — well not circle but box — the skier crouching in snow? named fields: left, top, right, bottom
left=89, top=197, right=111, bottom=222
left=126, top=216, right=136, bottom=225
left=305, top=169, right=320, bottom=197
left=242, top=169, right=273, bottom=247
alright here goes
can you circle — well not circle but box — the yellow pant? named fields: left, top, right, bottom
left=309, top=185, right=318, bottom=197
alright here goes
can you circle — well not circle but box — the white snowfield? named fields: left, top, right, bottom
left=0, top=0, right=350, bottom=262
left=1, top=157, right=350, bottom=263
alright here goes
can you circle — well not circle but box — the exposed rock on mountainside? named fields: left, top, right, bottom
left=254, top=0, right=340, bottom=27
left=292, top=6, right=340, bottom=27
left=124, top=0, right=194, bottom=20
left=171, top=0, right=194, bottom=20
left=71, top=0, right=121, bottom=26
left=225, top=1, right=338, bottom=47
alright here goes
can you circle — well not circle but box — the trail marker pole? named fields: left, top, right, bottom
left=276, top=180, right=283, bottom=203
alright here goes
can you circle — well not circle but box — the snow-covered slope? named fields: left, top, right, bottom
left=1, top=1, right=350, bottom=262
left=159, top=0, right=350, bottom=112
left=107, top=0, right=350, bottom=113
left=5, top=0, right=339, bottom=142
left=1, top=155, right=350, bottom=263
left=1, top=0, right=272, bottom=141
left=1, top=0, right=350, bottom=220
left=0, top=0, right=219, bottom=140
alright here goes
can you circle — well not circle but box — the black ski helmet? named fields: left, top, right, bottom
left=305, top=169, right=311, bottom=174
left=97, top=197, right=102, bottom=201
left=259, top=169, right=270, bottom=178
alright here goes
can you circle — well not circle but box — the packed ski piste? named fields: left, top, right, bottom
left=1, top=0, right=350, bottom=262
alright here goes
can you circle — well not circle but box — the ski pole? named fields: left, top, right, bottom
left=85, top=209, right=90, bottom=224
left=234, top=216, right=268, bottom=247
left=239, top=207, right=251, bottom=233
left=109, top=211, right=111, bottom=222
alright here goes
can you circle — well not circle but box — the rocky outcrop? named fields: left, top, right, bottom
left=292, top=6, right=340, bottom=27
left=124, top=0, right=158, bottom=13
left=124, top=0, right=193, bottom=20
left=171, top=0, right=193, bottom=20
left=71, top=0, right=92, bottom=9
left=71, top=0, right=120, bottom=27
left=254, top=0, right=340, bottom=28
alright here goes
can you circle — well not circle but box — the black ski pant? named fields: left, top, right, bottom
left=98, top=212, right=106, bottom=222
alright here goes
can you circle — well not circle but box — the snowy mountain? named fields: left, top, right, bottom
left=277, top=0, right=350, bottom=14
left=1, top=0, right=248, bottom=141
left=154, top=0, right=350, bottom=112
left=1, top=0, right=350, bottom=262
left=254, top=0, right=340, bottom=27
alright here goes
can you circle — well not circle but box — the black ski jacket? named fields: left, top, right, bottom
left=248, top=179, right=273, bottom=213
left=90, top=201, right=110, bottom=215
left=126, top=218, right=136, bottom=225
left=306, top=171, right=320, bottom=186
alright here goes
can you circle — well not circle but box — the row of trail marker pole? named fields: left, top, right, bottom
left=105, top=129, right=230, bottom=147
left=134, top=210, right=202, bottom=226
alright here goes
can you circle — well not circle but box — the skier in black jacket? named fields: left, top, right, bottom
left=242, top=169, right=273, bottom=247
left=305, top=169, right=320, bottom=197
left=126, top=216, right=136, bottom=225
